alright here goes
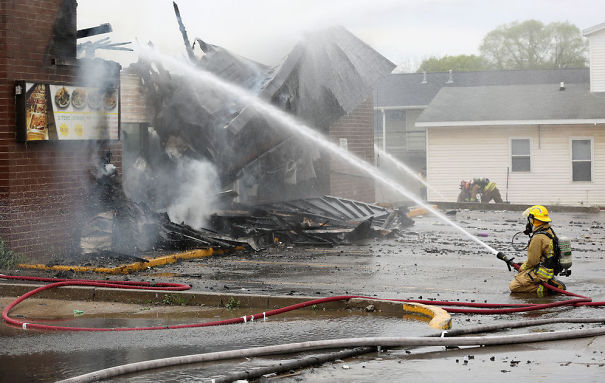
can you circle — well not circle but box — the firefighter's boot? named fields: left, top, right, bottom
left=546, top=278, right=566, bottom=294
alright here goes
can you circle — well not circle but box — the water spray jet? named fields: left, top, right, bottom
left=374, top=145, right=446, bottom=200
left=136, top=45, right=498, bottom=255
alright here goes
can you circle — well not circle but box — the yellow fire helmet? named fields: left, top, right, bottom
left=522, top=205, right=551, bottom=222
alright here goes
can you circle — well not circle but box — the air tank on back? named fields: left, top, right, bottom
left=558, top=236, right=572, bottom=274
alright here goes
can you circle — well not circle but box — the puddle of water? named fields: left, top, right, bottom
left=1, top=313, right=431, bottom=382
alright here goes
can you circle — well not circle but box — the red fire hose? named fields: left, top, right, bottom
left=1, top=273, right=604, bottom=332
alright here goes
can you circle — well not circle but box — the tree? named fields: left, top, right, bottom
left=479, top=20, right=587, bottom=70
left=548, top=22, right=588, bottom=68
left=416, top=54, right=489, bottom=73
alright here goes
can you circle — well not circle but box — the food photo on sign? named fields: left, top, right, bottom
left=50, top=84, right=119, bottom=140
left=24, top=84, right=57, bottom=140
left=16, top=81, right=120, bottom=142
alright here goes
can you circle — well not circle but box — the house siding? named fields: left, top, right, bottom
left=426, top=125, right=605, bottom=206
left=588, top=29, right=605, bottom=93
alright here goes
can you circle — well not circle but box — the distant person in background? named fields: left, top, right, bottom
left=481, top=179, right=503, bottom=203
left=457, top=180, right=475, bottom=202
left=472, top=178, right=503, bottom=203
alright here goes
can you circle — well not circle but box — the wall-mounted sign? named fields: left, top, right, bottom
left=15, top=81, right=120, bottom=141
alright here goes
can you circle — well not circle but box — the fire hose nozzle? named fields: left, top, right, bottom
left=496, top=252, right=515, bottom=272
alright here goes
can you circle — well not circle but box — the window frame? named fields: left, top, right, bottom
left=570, top=137, right=593, bottom=182
left=509, top=137, right=532, bottom=173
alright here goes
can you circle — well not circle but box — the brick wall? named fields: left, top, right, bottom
left=0, top=0, right=122, bottom=262
left=328, top=96, right=375, bottom=203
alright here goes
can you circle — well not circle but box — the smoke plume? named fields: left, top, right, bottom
left=166, top=159, right=220, bottom=230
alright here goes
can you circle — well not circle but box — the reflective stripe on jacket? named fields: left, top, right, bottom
left=535, top=266, right=554, bottom=280
left=484, top=182, right=497, bottom=192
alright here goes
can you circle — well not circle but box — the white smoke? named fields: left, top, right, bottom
left=166, top=159, right=219, bottom=230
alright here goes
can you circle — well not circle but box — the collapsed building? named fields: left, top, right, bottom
left=81, top=7, right=415, bottom=260
left=1, top=1, right=409, bottom=265
left=122, top=11, right=394, bottom=204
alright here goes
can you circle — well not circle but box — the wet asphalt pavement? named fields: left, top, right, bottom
left=2, top=209, right=605, bottom=382
left=149, top=209, right=605, bottom=307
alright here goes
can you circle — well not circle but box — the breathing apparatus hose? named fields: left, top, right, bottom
left=511, top=231, right=529, bottom=251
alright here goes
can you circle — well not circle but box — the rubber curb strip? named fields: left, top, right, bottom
left=402, top=302, right=451, bottom=330
left=348, top=298, right=451, bottom=330
left=15, top=247, right=242, bottom=275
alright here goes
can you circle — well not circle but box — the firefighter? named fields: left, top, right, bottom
left=471, top=178, right=503, bottom=203
left=457, top=180, right=474, bottom=202
left=481, top=179, right=503, bottom=203
left=509, top=205, right=566, bottom=296
left=470, top=178, right=486, bottom=202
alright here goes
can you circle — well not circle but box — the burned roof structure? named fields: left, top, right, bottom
left=70, top=6, right=414, bottom=265
left=128, top=10, right=394, bottom=207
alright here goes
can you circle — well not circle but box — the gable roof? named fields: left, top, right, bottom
left=583, top=22, right=605, bottom=36
left=376, top=68, right=589, bottom=108
left=416, top=82, right=605, bottom=127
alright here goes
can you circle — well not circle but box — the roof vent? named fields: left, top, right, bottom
left=421, top=71, right=427, bottom=84
left=560, top=81, right=565, bottom=91
left=446, top=69, right=453, bottom=84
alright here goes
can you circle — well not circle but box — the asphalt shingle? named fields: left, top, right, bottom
left=416, top=82, right=605, bottom=124
left=376, top=68, right=589, bottom=108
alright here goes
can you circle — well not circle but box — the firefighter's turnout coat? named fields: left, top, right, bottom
left=509, top=224, right=555, bottom=296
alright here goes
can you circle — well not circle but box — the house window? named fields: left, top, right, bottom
left=384, top=109, right=406, bottom=155
left=339, top=138, right=348, bottom=151
left=405, top=109, right=425, bottom=152
left=571, top=139, right=592, bottom=182
left=511, top=138, right=530, bottom=172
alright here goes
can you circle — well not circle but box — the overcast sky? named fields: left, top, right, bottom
left=77, top=0, right=605, bottom=71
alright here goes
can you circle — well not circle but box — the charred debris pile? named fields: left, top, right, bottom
left=76, top=157, right=414, bottom=265
left=72, top=156, right=417, bottom=269
left=77, top=179, right=414, bottom=266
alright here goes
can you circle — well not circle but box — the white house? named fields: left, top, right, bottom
left=584, top=22, right=605, bottom=93
left=374, top=68, right=588, bottom=204
left=416, top=23, right=605, bottom=207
